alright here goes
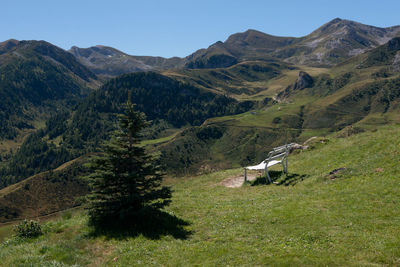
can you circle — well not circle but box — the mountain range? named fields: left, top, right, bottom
left=68, top=18, right=400, bottom=76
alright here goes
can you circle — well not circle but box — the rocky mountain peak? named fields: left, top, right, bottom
left=330, top=17, right=343, bottom=24
left=225, top=29, right=295, bottom=49
left=69, top=45, right=121, bottom=58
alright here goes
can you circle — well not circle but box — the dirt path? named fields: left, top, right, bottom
left=220, top=173, right=259, bottom=188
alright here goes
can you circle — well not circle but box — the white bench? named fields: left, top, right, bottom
left=244, top=143, right=294, bottom=183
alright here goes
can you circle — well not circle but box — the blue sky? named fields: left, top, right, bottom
left=2, top=0, right=400, bottom=58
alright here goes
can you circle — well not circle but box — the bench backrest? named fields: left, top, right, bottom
left=264, top=143, right=294, bottom=162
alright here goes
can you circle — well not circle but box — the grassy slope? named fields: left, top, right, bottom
left=1, top=124, right=399, bottom=266
left=159, top=54, right=399, bottom=171
left=164, top=61, right=329, bottom=101
left=0, top=158, right=89, bottom=223
left=161, top=50, right=400, bottom=172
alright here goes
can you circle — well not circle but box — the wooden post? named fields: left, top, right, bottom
left=244, top=168, right=247, bottom=182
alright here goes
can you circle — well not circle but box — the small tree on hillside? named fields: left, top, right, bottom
left=86, top=99, right=171, bottom=226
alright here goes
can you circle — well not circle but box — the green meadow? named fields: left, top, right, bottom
left=1, top=124, right=399, bottom=266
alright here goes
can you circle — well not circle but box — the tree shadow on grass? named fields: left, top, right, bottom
left=251, top=170, right=307, bottom=186
left=88, top=208, right=192, bottom=240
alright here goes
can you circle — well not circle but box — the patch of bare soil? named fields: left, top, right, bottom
left=220, top=173, right=259, bottom=188
left=89, top=242, right=114, bottom=267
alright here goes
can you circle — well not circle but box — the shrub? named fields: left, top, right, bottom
left=13, top=219, right=43, bottom=238
left=272, top=117, right=282, bottom=124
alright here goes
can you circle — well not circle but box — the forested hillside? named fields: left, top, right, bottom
left=0, top=40, right=98, bottom=141
left=0, top=72, right=253, bottom=189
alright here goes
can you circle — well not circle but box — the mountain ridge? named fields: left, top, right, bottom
left=68, top=45, right=184, bottom=76
left=3, top=18, right=397, bottom=77
left=65, top=18, right=400, bottom=75
left=188, top=18, right=400, bottom=68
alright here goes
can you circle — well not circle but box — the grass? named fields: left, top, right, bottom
left=1, top=124, right=400, bottom=266
left=205, top=96, right=329, bottom=143
left=0, top=224, right=13, bottom=242
left=259, top=66, right=329, bottom=98
left=140, top=131, right=180, bottom=146
left=0, top=208, right=82, bottom=242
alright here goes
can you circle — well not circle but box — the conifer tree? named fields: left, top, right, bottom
left=86, top=98, right=171, bottom=226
